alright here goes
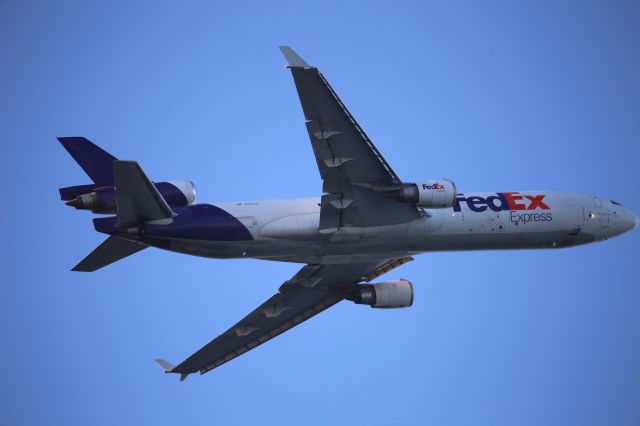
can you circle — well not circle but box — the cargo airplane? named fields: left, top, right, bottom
left=58, top=47, right=638, bottom=380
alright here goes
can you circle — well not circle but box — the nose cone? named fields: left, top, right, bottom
left=621, top=208, right=639, bottom=234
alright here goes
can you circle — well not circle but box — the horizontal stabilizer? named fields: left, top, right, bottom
left=58, top=137, right=117, bottom=185
left=113, top=161, right=175, bottom=225
left=72, top=236, right=147, bottom=272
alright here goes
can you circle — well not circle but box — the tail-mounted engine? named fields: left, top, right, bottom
left=61, top=180, right=196, bottom=214
left=346, top=279, right=414, bottom=308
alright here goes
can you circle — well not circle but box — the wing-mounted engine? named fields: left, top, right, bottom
left=61, top=180, right=196, bottom=214
left=346, top=279, right=414, bottom=308
left=409, top=179, right=457, bottom=208
left=366, top=179, right=457, bottom=208
left=395, top=179, right=457, bottom=208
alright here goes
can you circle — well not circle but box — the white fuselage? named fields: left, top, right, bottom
left=153, top=191, right=637, bottom=264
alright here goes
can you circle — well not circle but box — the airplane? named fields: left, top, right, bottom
left=58, top=46, right=638, bottom=381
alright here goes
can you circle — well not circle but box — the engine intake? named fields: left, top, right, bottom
left=347, top=279, right=414, bottom=309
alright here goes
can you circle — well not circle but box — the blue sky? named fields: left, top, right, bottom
left=1, top=1, right=639, bottom=425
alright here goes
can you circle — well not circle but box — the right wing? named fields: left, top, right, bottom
left=280, top=46, right=422, bottom=230
left=157, top=261, right=397, bottom=380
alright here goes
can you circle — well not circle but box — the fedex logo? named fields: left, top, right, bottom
left=423, top=183, right=445, bottom=190
left=453, top=192, right=550, bottom=213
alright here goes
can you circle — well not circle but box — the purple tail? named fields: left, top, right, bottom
left=58, top=137, right=117, bottom=186
left=58, top=136, right=118, bottom=200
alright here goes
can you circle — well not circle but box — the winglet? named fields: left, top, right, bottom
left=155, top=359, right=189, bottom=381
left=279, top=46, right=311, bottom=68
left=155, top=358, right=175, bottom=372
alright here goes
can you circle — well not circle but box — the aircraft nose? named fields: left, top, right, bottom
left=622, top=208, right=638, bottom=233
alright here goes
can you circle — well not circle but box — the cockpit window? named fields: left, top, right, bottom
left=611, top=200, right=623, bottom=206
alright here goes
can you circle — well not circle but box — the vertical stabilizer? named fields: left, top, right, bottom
left=58, top=137, right=117, bottom=185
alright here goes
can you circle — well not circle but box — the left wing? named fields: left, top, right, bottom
left=157, top=262, right=388, bottom=380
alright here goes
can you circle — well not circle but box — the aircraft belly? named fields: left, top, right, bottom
left=145, top=224, right=594, bottom=264
left=413, top=230, right=594, bottom=251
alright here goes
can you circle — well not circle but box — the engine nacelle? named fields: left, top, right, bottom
left=396, top=179, right=457, bottom=208
left=63, top=180, right=196, bottom=214
left=347, top=279, right=414, bottom=309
